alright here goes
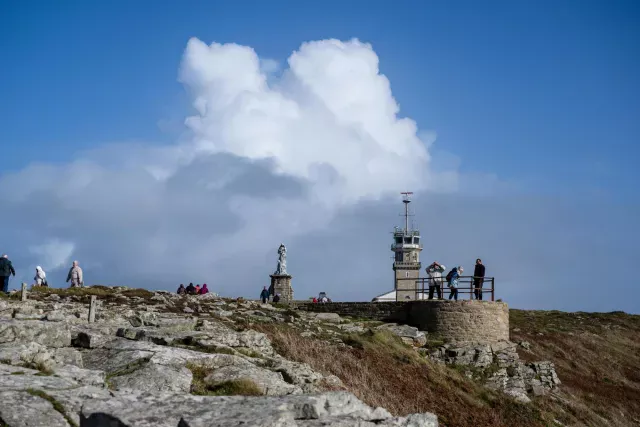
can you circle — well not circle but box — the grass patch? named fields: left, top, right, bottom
left=26, top=389, right=78, bottom=427
left=120, top=288, right=154, bottom=298
left=186, top=362, right=262, bottom=396
left=235, top=348, right=264, bottom=359
left=24, top=361, right=54, bottom=376
left=10, top=371, right=25, bottom=375
left=30, top=286, right=112, bottom=297
left=171, top=342, right=236, bottom=356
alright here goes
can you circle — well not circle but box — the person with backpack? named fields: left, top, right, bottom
left=473, top=258, right=486, bottom=300
left=0, top=255, right=16, bottom=293
left=34, top=266, right=47, bottom=287
left=426, top=261, right=446, bottom=299
left=446, top=266, right=463, bottom=301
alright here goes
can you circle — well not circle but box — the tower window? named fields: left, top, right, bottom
left=395, top=236, right=402, bottom=244
left=414, top=237, right=420, bottom=244
left=395, top=252, right=403, bottom=262
left=404, top=237, right=411, bottom=244
left=405, top=271, right=409, bottom=278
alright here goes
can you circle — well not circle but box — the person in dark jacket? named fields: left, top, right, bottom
left=272, top=294, right=281, bottom=303
left=260, top=286, right=270, bottom=304
left=177, top=284, right=186, bottom=295
left=0, top=254, right=16, bottom=293
left=473, top=258, right=486, bottom=300
left=186, top=283, right=196, bottom=295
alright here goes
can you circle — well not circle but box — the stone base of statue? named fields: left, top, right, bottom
left=269, top=274, right=294, bottom=302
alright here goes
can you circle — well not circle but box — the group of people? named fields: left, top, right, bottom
left=260, top=287, right=283, bottom=304
left=0, top=254, right=85, bottom=293
left=176, top=283, right=210, bottom=295
left=425, top=258, right=486, bottom=301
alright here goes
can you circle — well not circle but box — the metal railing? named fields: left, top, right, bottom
left=396, top=276, right=495, bottom=301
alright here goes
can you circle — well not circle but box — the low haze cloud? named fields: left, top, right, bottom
left=0, top=38, right=637, bottom=314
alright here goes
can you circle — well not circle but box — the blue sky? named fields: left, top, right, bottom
left=1, top=1, right=638, bottom=312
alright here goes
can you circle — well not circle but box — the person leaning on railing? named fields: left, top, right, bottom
left=426, top=261, right=446, bottom=300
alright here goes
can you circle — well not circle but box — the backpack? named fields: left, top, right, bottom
left=445, top=268, right=456, bottom=284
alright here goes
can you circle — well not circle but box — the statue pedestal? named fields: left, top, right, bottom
left=269, top=274, right=294, bottom=302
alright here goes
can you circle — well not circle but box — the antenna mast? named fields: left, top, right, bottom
left=400, top=192, right=413, bottom=234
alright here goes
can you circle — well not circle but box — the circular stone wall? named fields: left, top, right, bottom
left=406, top=300, right=509, bottom=343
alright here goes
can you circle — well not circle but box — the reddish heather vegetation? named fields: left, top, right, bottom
left=258, top=309, right=640, bottom=427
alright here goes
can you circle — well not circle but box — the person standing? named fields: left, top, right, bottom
left=473, top=258, right=486, bottom=300
left=260, top=286, right=270, bottom=304
left=447, top=266, right=463, bottom=301
left=66, top=261, right=84, bottom=288
left=426, top=261, right=446, bottom=300
left=34, top=266, right=47, bottom=287
left=0, top=254, right=16, bottom=293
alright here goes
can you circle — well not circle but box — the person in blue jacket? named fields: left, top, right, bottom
left=260, top=286, right=270, bottom=304
left=447, top=266, right=463, bottom=301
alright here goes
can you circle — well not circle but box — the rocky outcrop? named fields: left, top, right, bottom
left=427, top=340, right=560, bottom=402
left=0, top=289, right=439, bottom=426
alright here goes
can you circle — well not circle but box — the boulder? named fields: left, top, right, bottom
left=0, top=390, right=71, bottom=427
left=109, top=362, right=193, bottom=393
left=314, top=313, right=342, bottom=323
left=0, top=320, right=72, bottom=348
left=204, top=364, right=301, bottom=396
left=376, top=324, right=427, bottom=347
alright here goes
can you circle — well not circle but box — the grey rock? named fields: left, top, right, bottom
left=376, top=324, right=427, bottom=347
left=45, top=311, right=67, bottom=322
left=518, top=341, right=531, bottom=350
left=82, top=347, right=154, bottom=375
left=204, top=364, right=301, bottom=396
left=47, top=386, right=112, bottom=426
left=50, top=347, right=84, bottom=368
left=314, top=313, right=342, bottom=323
left=0, top=341, right=50, bottom=366
left=79, top=391, right=438, bottom=427
left=53, top=365, right=106, bottom=387
left=0, top=390, right=70, bottom=427
left=0, top=320, right=72, bottom=348
left=0, top=369, right=78, bottom=391
left=109, top=362, right=193, bottom=393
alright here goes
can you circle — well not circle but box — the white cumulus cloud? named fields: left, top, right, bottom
left=0, top=37, right=449, bottom=295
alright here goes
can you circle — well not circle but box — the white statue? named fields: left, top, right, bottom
left=275, top=243, right=287, bottom=275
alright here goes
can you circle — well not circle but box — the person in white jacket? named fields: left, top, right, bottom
left=426, top=261, right=446, bottom=300
left=33, top=266, right=47, bottom=287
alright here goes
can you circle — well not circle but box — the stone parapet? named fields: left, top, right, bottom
left=298, top=300, right=509, bottom=343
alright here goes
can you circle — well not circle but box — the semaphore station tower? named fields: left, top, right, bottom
left=373, top=192, right=424, bottom=302
left=392, top=192, right=423, bottom=300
